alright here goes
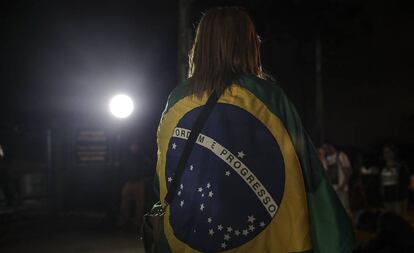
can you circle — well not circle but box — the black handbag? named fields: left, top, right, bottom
left=142, top=91, right=219, bottom=253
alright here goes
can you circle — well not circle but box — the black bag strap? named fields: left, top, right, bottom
left=164, top=91, right=219, bottom=205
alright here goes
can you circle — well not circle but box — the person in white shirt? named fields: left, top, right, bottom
left=322, top=143, right=352, bottom=210
left=380, top=143, right=410, bottom=216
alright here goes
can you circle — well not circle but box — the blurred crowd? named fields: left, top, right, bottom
left=318, top=142, right=414, bottom=252
left=2, top=138, right=414, bottom=251
left=318, top=143, right=412, bottom=216
left=0, top=139, right=156, bottom=234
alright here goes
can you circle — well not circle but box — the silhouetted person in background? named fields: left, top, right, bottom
left=119, top=142, right=151, bottom=231
left=380, top=143, right=410, bottom=216
left=317, top=147, right=328, bottom=170
left=348, top=166, right=368, bottom=215
left=323, top=143, right=352, bottom=211
left=360, top=154, right=382, bottom=209
left=0, top=143, right=13, bottom=207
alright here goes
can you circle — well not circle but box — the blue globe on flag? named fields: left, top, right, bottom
left=165, top=103, right=285, bottom=252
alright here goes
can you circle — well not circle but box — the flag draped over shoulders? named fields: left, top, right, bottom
left=155, top=75, right=354, bottom=253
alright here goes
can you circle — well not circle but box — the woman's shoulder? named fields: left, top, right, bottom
left=235, top=75, right=293, bottom=114
left=164, top=75, right=289, bottom=118
left=162, top=80, right=189, bottom=114
left=236, top=74, right=283, bottom=95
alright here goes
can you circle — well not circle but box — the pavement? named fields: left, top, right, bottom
left=2, top=206, right=413, bottom=253
left=0, top=210, right=145, bottom=253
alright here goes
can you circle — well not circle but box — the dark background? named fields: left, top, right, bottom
left=0, top=0, right=413, bottom=211
left=1, top=0, right=413, bottom=147
left=0, top=0, right=177, bottom=133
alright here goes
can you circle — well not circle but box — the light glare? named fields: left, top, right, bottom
left=109, top=94, right=134, bottom=119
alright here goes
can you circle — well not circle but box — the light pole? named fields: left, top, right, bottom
left=108, top=93, right=134, bottom=166
left=108, top=94, right=134, bottom=220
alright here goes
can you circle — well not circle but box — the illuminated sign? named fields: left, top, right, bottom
left=73, top=129, right=112, bottom=165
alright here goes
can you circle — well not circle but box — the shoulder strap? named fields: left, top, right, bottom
left=164, top=91, right=219, bottom=205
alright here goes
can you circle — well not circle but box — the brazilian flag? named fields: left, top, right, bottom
left=155, top=75, right=354, bottom=253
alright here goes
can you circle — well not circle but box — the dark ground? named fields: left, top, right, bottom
left=1, top=207, right=414, bottom=252
left=0, top=208, right=144, bottom=253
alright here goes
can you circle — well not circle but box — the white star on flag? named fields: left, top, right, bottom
left=248, top=215, right=256, bottom=223
left=234, top=230, right=240, bottom=236
left=198, top=187, right=203, bottom=192
left=209, top=229, right=214, bottom=236
left=167, top=177, right=173, bottom=182
left=221, top=242, right=227, bottom=249
left=200, top=203, right=205, bottom=211
left=237, top=151, right=246, bottom=158
left=208, top=191, right=214, bottom=198
left=227, top=226, right=233, bottom=233
left=224, top=234, right=231, bottom=241
left=242, top=229, right=249, bottom=236
left=172, top=143, right=177, bottom=150
left=180, top=200, right=184, bottom=207
left=206, top=183, right=211, bottom=188
left=208, top=217, right=212, bottom=223
left=217, top=225, right=223, bottom=231
left=249, top=225, right=255, bottom=231
left=260, top=222, right=266, bottom=227
left=180, top=184, right=183, bottom=189
left=177, top=190, right=181, bottom=196
left=190, top=165, right=194, bottom=171
left=225, top=171, right=231, bottom=176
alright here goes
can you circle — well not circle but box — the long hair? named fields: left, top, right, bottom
left=188, top=7, right=264, bottom=97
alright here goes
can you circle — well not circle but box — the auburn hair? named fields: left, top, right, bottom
left=187, top=7, right=264, bottom=97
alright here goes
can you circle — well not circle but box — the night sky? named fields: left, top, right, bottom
left=0, top=0, right=413, bottom=152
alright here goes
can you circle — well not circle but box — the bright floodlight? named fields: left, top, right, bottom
left=109, top=94, right=134, bottom=119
